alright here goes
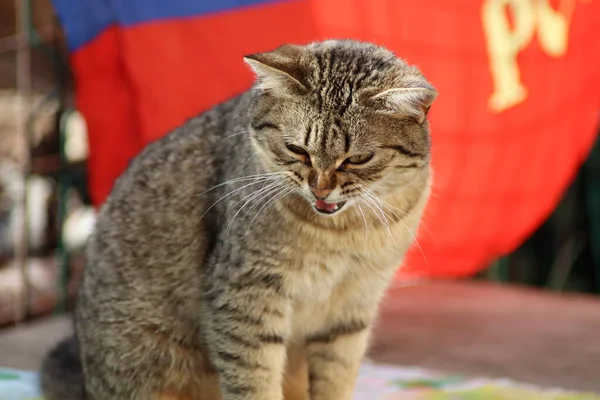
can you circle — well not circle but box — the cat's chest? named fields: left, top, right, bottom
left=286, top=247, right=398, bottom=339
left=284, top=232, right=402, bottom=299
left=286, top=252, right=353, bottom=302
left=287, top=253, right=351, bottom=338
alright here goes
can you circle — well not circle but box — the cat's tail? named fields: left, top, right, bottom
left=41, top=335, right=85, bottom=400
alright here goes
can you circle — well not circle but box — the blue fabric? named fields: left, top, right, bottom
left=51, top=0, right=288, bottom=51
left=51, top=0, right=113, bottom=51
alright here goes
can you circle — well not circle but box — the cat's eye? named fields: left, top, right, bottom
left=344, top=153, right=374, bottom=166
left=285, top=143, right=311, bottom=163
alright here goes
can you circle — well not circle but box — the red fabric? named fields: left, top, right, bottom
left=71, top=27, right=142, bottom=206
left=72, top=0, right=600, bottom=278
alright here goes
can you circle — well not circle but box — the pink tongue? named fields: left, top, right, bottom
left=315, top=200, right=337, bottom=211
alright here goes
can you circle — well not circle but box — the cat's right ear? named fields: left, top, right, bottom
left=244, top=44, right=308, bottom=94
left=369, top=85, right=438, bottom=124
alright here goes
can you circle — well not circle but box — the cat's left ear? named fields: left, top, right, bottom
left=244, top=44, right=308, bottom=94
left=370, top=84, right=438, bottom=124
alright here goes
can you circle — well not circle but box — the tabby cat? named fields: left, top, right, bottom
left=41, top=39, right=437, bottom=400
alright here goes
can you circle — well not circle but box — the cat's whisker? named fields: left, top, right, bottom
left=262, top=186, right=295, bottom=216
left=377, top=198, right=437, bottom=248
left=363, top=192, right=405, bottom=225
left=238, top=182, right=288, bottom=230
left=360, top=189, right=400, bottom=255
left=240, top=179, right=293, bottom=226
left=240, top=151, right=260, bottom=170
left=398, top=214, right=428, bottom=267
left=358, top=193, right=379, bottom=223
left=361, top=196, right=398, bottom=254
left=223, top=130, right=251, bottom=140
left=360, top=194, right=389, bottom=235
left=377, top=199, right=434, bottom=248
left=229, top=179, right=289, bottom=232
left=194, top=172, right=285, bottom=197
left=361, top=191, right=390, bottom=231
left=245, top=185, right=295, bottom=236
left=199, top=178, right=277, bottom=221
left=216, top=171, right=285, bottom=188
left=377, top=208, right=400, bottom=255
left=351, top=207, right=361, bottom=230
left=354, top=203, right=369, bottom=241
left=362, top=182, right=435, bottom=250
left=364, top=189, right=428, bottom=266
left=235, top=179, right=284, bottom=211
left=225, top=180, right=286, bottom=235
left=215, top=171, right=283, bottom=185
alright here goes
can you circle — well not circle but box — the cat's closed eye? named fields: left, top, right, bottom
left=285, top=143, right=311, bottom=164
left=342, top=153, right=374, bottom=168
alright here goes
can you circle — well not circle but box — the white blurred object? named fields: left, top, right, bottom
left=0, top=162, right=52, bottom=255
left=63, top=110, right=89, bottom=163
left=63, top=206, right=96, bottom=252
left=24, top=175, right=53, bottom=252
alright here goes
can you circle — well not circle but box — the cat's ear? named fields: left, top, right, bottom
left=244, top=44, right=308, bottom=93
left=370, top=84, right=438, bottom=124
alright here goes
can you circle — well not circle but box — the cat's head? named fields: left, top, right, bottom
left=244, top=40, right=436, bottom=217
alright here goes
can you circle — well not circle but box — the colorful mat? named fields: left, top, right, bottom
left=1, top=363, right=599, bottom=400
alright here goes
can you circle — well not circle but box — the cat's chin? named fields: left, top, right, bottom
left=313, top=200, right=347, bottom=215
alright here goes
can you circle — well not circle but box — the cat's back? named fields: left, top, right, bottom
left=78, top=95, right=249, bottom=321
left=93, top=94, right=251, bottom=246
left=94, top=108, right=219, bottom=251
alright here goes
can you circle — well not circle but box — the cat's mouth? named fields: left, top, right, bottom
left=314, top=200, right=346, bottom=215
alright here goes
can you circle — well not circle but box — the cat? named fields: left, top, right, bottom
left=41, top=39, right=437, bottom=400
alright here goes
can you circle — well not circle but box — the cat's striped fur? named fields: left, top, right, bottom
left=41, top=39, right=437, bottom=400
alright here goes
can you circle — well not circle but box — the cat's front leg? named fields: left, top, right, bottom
left=204, top=282, right=291, bottom=400
left=306, top=313, right=374, bottom=400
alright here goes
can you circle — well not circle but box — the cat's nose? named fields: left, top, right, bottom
left=310, top=187, right=332, bottom=200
